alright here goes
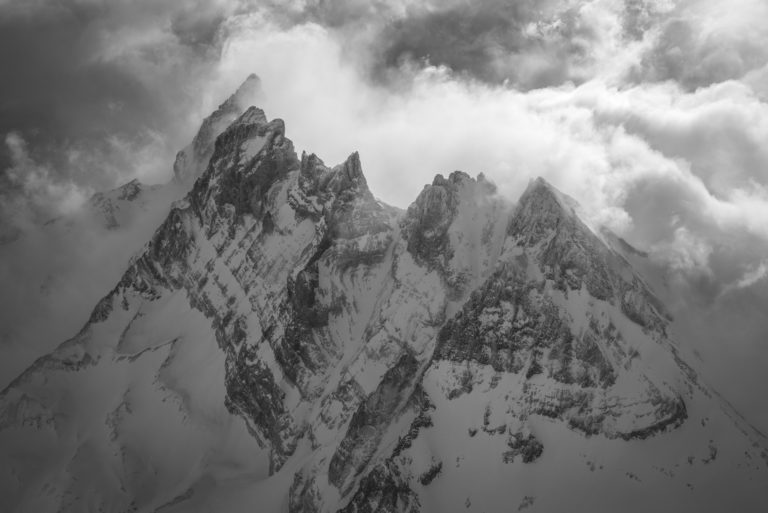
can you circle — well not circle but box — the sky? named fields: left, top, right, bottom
left=0, top=0, right=767, bottom=429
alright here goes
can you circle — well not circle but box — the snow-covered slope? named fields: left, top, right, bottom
left=0, top=179, right=181, bottom=392
left=0, top=87, right=766, bottom=513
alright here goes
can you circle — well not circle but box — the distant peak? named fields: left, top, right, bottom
left=225, top=74, right=263, bottom=111
left=431, top=171, right=471, bottom=187
left=172, top=72, right=264, bottom=184
left=426, top=171, right=499, bottom=200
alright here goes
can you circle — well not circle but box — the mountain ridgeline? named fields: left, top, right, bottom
left=1, top=77, right=767, bottom=513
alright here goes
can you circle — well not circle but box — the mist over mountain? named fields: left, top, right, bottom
left=1, top=76, right=767, bottom=512
left=2, top=1, right=768, bottom=512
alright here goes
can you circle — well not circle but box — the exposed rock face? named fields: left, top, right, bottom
left=339, top=462, right=420, bottom=513
left=1, top=81, right=767, bottom=513
left=428, top=178, right=684, bottom=442
left=173, top=74, right=263, bottom=184
left=329, top=352, right=420, bottom=494
left=402, top=173, right=464, bottom=269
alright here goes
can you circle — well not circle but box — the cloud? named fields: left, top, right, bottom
left=0, top=133, right=91, bottom=241
left=360, top=0, right=622, bottom=89
left=735, top=261, right=768, bottom=289
left=630, top=0, right=768, bottom=89
left=0, top=0, right=248, bottom=236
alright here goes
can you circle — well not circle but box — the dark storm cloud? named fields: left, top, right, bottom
left=0, top=5, right=156, bottom=167
left=254, top=0, right=618, bottom=90
left=0, top=0, right=234, bottom=232
left=368, top=0, right=600, bottom=89
left=298, top=0, right=393, bottom=28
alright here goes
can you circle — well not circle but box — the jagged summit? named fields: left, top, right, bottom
left=505, top=175, right=670, bottom=330
left=426, top=170, right=498, bottom=197
left=299, top=151, right=371, bottom=200
left=431, top=170, right=471, bottom=186
left=510, top=176, right=581, bottom=238
left=404, top=170, right=496, bottom=273
left=173, top=74, right=265, bottom=184
left=224, top=73, right=262, bottom=111
left=232, top=105, right=269, bottom=127
left=335, top=151, right=366, bottom=186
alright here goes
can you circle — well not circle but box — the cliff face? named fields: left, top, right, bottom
left=0, top=82, right=767, bottom=513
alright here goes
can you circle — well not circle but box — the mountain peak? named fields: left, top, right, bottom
left=403, top=170, right=507, bottom=283
left=431, top=170, right=471, bottom=187
left=226, top=74, right=262, bottom=110
left=331, top=151, right=368, bottom=194
left=232, top=106, right=269, bottom=127
left=209, top=107, right=286, bottom=168
left=508, top=176, right=581, bottom=242
left=173, top=74, right=264, bottom=184
left=520, top=176, right=575, bottom=212
left=298, top=150, right=371, bottom=200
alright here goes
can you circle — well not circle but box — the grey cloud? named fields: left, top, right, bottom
left=630, top=8, right=768, bottom=90
left=676, top=273, right=768, bottom=430
left=367, top=0, right=602, bottom=89
left=0, top=0, right=235, bottom=234
left=254, top=0, right=613, bottom=89
left=0, top=5, right=158, bottom=160
left=621, top=0, right=660, bottom=41
left=298, top=0, right=394, bottom=28
left=609, top=147, right=768, bottom=430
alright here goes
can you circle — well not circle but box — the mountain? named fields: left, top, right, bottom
left=0, top=178, right=178, bottom=392
left=173, top=73, right=263, bottom=185
left=1, top=80, right=767, bottom=513
left=0, top=78, right=261, bottom=393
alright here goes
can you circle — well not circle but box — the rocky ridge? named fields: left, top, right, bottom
left=0, top=79, right=767, bottom=513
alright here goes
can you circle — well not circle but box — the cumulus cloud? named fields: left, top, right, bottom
left=734, top=261, right=768, bottom=290
left=0, top=132, right=91, bottom=241
left=632, top=0, right=768, bottom=89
